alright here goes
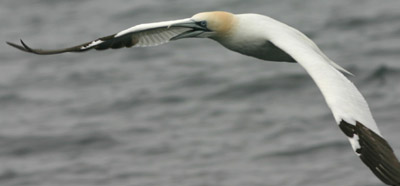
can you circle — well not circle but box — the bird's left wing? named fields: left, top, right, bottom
left=268, top=25, right=400, bottom=185
left=6, top=18, right=195, bottom=55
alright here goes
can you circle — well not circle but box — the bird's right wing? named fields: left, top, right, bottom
left=268, top=25, right=400, bottom=185
left=6, top=18, right=194, bottom=55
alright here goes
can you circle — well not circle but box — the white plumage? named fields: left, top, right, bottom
left=7, top=11, right=400, bottom=185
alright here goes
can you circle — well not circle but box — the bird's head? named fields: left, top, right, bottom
left=170, top=11, right=237, bottom=40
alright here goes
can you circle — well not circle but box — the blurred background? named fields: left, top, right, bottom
left=1, top=0, right=400, bottom=186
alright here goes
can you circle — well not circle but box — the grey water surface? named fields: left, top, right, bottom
left=1, top=0, right=400, bottom=186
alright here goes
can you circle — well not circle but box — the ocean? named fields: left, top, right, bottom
left=1, top=0, right=400, bottom=185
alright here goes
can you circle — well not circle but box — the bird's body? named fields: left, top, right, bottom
left=7, top=11, right=400, bottom=185
left=206, top=13, right=296, bottom=62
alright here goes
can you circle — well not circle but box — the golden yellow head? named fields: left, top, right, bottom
left=191, top=11, right=236, bottom=38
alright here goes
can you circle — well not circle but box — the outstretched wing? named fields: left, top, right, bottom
left=268, top=23, right=400, bottom=185
left=6, top=18, right=193, bottom=55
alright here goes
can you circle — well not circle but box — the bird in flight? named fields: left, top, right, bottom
left=7, top=11, right=400, bottom=185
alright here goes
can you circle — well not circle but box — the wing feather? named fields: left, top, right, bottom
left=269, top=27, right=378, bottom=134
left=6, top=19, right=192, bottom=55
left=268, top=23, right=400, bottom=185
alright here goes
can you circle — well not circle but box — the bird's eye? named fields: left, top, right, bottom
left=199, top=21, right=207, bottom=27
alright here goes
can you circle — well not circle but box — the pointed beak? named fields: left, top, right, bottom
left=169, top=19, right=212, bottom=40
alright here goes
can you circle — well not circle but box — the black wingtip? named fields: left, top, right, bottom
left=7, top=39, right=51, bottom=55
left=6, top=39, right=32, bottom=53
left=6, top=40, right=22, bottom=49
left=339, top=120, right=400, bottom=185
left=19, top=39, right=35, bottom=53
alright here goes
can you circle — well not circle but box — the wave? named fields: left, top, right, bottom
left=363, top=65, right=400, bottom=83
left=205, top=73, right=311, bottom=100
left=0, top=132, right=117, bottom=157
left=325, top=13, right=400, bottom=29
left=0, top=93, right=26, bottom=105
left=0, top=170, right=18, bottom=182
left=253, top=140, right=349, bottom=160
left=267, top=140, right=348, bottom=157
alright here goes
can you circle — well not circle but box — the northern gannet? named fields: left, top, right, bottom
left=7, top=11, right=400, bottom=185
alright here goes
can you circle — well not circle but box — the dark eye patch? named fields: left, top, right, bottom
left=197, top=21, right=207, bottom=27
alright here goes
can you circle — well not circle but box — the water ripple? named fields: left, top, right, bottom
left=0, top=133, right=117, bottom=157
left=264, top=140, right=348, bottom=158
left=205, top=73, right=310, bottom=100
